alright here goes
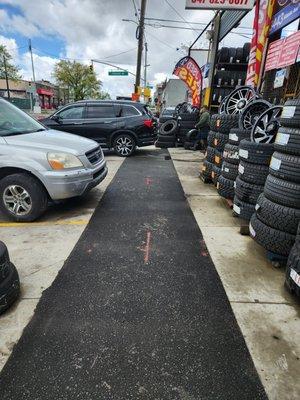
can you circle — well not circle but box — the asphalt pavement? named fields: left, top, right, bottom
left=0, top=149, right=267, bottom=399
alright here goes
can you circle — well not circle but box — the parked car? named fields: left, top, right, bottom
left=159, top=107, right=176, bottom=124
left=0, top=98, right=107, bottom=222
left=41, top=100, right=157, bottom=157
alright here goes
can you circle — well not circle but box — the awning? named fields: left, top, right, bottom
left=37, top=88, right=54, bottom=96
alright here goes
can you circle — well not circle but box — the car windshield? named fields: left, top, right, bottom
left=0, top=99, right=46, bottom=136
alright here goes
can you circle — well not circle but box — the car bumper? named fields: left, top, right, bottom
left=43, top=160, right=108, bottom=200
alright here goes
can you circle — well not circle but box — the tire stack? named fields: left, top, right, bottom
left=0, top=241, right=20, bottom=315
left=200, top=114, right=239, bottom=185
left=155, top=119, right=178, bottom=148
left=285, top=224, right=300, bottom=298
left=249, top=98, right=300, bottom=257
left=234, top=140, right=273, bottom=221
left=178, top=112, right=199, bottom=145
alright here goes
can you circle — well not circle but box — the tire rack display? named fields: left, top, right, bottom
left=285, top=225, right=300, bottom=298
left=250, top=98, right=300, bottom=258
left=0, top=241, right=20, bottom=315
left=211, top=43, right=250, bottom=112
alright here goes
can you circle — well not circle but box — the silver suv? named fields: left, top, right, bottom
left=0, top=99, right=107, bottom=222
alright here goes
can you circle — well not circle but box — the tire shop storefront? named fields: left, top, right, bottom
left=261, top=1, right=300, bottom=104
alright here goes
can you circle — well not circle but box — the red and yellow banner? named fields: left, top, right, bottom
left=246, top=0, right=276, bottom=87
left=173, top=56, right=202, bottom=107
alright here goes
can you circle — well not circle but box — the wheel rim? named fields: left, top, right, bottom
left=251, top=106, right=283, bottom=144
left=240, top=100, right=272, bottom=130
left=224, top=86, right=257, bottom=115
left=115, top=136, right=134, bottom=156
left=3, top=185, right=32, bottom=216
left=218, top=96, right=227, bottom=114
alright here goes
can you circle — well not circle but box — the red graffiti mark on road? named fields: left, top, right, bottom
left=200, top=239, right=208, bottom=257
left=145, top=177, right=153, bottom=186
left=144, top=231, right=152, bottom=264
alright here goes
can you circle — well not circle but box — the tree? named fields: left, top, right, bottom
left=0, top=45, right=21, bottom=80
left=53, top=60, right=107, bottom=101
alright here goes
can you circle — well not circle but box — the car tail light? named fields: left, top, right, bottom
left=143, top=119, right=153, bottom=128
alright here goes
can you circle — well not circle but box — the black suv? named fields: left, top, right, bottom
left=41, top=100, right=157, bottom=156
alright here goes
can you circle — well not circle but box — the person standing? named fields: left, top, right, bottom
left=193, top=105, right=210, bottom=150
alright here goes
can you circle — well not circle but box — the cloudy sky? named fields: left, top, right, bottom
left=0, top=0, right=254, bottom=98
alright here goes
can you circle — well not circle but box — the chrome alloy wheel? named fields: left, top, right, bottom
left=224, top=86, right=258, bottom=115
left=251, top=106, right=283, bottom=144
left=115, top=136, right=134, bottom=156
left=3, top=185, right=32, bottom=216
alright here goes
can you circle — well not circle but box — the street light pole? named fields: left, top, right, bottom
left=3, top=56, right=10, bottom=100
left=135, top=0, right=147, bottom=94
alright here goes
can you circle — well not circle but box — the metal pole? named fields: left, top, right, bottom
left=28, top=39, right=36, bottom=84
left=3, top=56, right=10, bottom=100
left=144, top=42, right=148, bottom=89
left=135, top=0, right=147, bottom=94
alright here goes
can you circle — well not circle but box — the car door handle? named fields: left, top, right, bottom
left=73, top=122, right=83, bottom=125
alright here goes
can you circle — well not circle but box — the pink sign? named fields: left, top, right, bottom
left=265, top=30, right=300, bottom=71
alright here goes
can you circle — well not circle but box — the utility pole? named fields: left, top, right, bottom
left=135, top=0, right=147, bottom=94
left=144, top=41, right=148, bottom=88
left=28, top=39, right=36, bottom=84
left=3, top=56, right=10, bottom=100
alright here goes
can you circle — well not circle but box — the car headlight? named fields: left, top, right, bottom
left=47, top=152, right=83, bottom=170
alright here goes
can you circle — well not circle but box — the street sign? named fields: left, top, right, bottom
left=108, top=70, right=128, bottom=76
left=185, top=0, right=254, bottom=11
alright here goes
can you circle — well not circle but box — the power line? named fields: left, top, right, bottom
left=163, top=0, right=198, bottom=34
left=145, top=17, right=253, bottom=30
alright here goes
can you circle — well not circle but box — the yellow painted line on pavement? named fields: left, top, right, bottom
left=0, top=219, right=89, bottom=227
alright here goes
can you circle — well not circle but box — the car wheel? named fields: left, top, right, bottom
left=113, top=134, right=136, bottom=157
left=0, top=173, right=48, bottom=222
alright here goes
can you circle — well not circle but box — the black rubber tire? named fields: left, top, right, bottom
left=233, top=196, right=255, bottom=221
left=256, top=193, right=300, bottom=235
left=269, top=152, right=300, bottom=183
left=218, top=47, right=229, bottom=63
left=214, top=149, right=223, bottom=167
left=212, top=165, right=222, bottom=185
left=285, top=240, right=300, bottom=297
left=239, top=139, right=274, bottom=165
left=201, top=160, right=213, bottom=179
left=238, top=160, right=269, bottom=185
left=186, top=129, right=198, bottom=141
left=264, top=175, right=300, bottom=209
left=155, top=141, right=175, bottom=148
left=221, top=161, right=239, bottom=180
left=210, top=114, right=239, bottom=134
left=179, top=120, right=197, bottom=129
left=0, top=262, right=20, bottom=315
left=223, top=144, right=239, bottom=165
left=211, top=131, right=228, bottom=151
left=280, top=98, right=300, bottom=128
left=274, top=127, right=300, bottom=156
left=206, top=146, right=216, bottom=163
left=0, top=241, right=11, bottom=282
left=235, top=47, right=244, bottom=63
left=228, top=47, right=237, bottom=63
left=159, top=119, right=178, bottom=135
left=156, top=134, right=176, bottom=143
left=239, top=99, right=272, bottom=130
left=0, top=173, right=48, bottom=222
left=243, top=42, right=251, bottom=62
left=113, top=133, right=136, bottom=157
left=178, top=113, right=199, bottom=121
left=184, top=141, right=194, bottom=150
left=217, top=175, right=235, bottom=200
left=235, top=176, right=264, bottom=205
left=207, top=131, right=215, bottom=147
left=228, top=128, right=251, bottom=145
left=250, top=213, right=295, bottom=256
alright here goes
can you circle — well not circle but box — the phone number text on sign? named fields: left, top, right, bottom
left=185, top=0, right=255, bottom=10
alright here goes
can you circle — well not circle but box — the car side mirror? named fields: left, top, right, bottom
left=51, top=114, right=61, bottom=123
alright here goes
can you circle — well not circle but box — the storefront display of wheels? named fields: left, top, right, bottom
left=250, top=98, right=300, bottom=257
left=0, top=241, right=20, bottom=315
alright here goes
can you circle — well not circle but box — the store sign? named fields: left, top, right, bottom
left=274, top=68, right=286, bottom=88
left=270, top=2, right=300, bottom=35
left=173, top=56, right=202, bottom=107
left=265, top=30, right=300, bottom=71
left=185, top=0, right=254, bottom=10
left=246, top=0, right=276, bottom=87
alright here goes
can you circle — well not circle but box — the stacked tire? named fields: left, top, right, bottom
left=285, top=224, right=300, bottom=298
left=250, top=98, right=300, bottom=256
left=234, top=140, right=273, bottom=221
left=178, top=112, right=199, bottom=145
left=155, top=119, right=178, bottom=148
left=217, top=128, right=249, bottom=200
left=0, top=241, right=20, bottom=314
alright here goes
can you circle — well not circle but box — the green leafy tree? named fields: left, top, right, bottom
left=0, top=45, right=21, bottom=80
left=53, top=60, right=107, bottom=101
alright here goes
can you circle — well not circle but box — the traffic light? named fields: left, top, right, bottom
left=89, top=64, right=93, bottom=72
